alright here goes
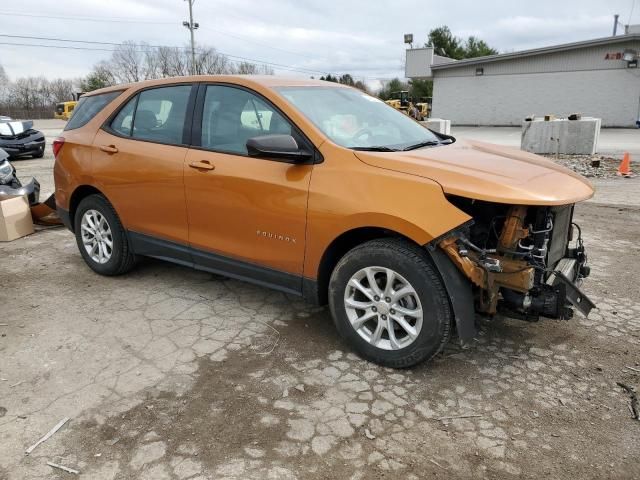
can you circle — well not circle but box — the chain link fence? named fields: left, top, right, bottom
left=0, top=108, right=53, bottom=120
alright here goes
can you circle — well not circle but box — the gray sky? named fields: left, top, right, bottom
left=1, top=0, right=638, bottom=89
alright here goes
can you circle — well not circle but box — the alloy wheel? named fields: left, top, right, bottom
left=80, top=209, right=113, bottom=264
left=343, top=266, right=423, bottom=350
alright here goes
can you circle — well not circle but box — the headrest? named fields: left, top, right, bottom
left=135, top=110, right=157, bottom=131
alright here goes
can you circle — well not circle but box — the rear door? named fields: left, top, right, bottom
left=91, top=84, right=196, bottom=250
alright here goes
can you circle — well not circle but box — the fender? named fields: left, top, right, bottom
left=304, top=143, right=472, bottom=278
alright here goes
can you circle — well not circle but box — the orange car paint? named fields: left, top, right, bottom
left=54, top=75, right=594, bottom=284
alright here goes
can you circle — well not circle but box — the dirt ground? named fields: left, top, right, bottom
left=1, top=122, right=640, bottom=479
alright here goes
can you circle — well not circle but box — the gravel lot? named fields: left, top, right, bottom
left=1, top=121, right=639, bottom=479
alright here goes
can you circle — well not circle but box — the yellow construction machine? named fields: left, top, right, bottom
left=384, top=91, right=428, bottom=121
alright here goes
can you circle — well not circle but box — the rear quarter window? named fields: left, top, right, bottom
left=64, top=91, right=122, bottom=131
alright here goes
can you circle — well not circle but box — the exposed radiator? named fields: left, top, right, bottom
left=546, top=205, right=573, bottom=272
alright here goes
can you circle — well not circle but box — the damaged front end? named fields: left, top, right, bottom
left=439, top=197, right=595, bottom=322
left=0, top=120, right=46, bottom=159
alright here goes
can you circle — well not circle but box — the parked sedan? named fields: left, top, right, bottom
left=0, top=119, right=46, bottom=159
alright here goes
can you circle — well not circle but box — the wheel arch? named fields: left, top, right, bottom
left=308, top=226, right=419, bottom=306
left=306, top=225, right=477, bottom=344
left=68, top=185, right=108, bottom=232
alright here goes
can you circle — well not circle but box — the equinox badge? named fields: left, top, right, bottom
left=256, top=230, right=296, bottom=244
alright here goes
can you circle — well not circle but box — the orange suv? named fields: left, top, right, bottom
left=54, top=76, right=595, bottom=367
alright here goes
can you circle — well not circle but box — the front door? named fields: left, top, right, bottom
left=91, top=84, right=194, bottom=246
left=184, top=84, right=313, bottom=292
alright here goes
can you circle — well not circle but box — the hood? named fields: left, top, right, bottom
left=0, top=120, right=34, bottom=138
left=354, top=139, right=594, bottom=206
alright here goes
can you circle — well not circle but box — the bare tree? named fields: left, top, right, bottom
left=86, top=41, right=274, bottom=86
left=0, top=40, right=277, bottom=116
left=110, top=41, right=146, bottom=83
left=233, top=61, right=274, bottom=75
left=8, top=77, right=41, bottom=109
left=2, top=75, right=76, bottom=112
left=195, top=47, right=233, bottom=75
left=143, top=47, right=160, bottom=80
left=155, top=47, right=190, bottom=77
left=49, top=78, right=75, bottom=104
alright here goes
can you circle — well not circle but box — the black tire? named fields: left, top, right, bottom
left=328, top=238, right=452, bottom=368
left=74, top=194, right=136, bottom=276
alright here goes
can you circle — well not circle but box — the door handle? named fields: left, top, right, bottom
left=188, top=160, right=215, bottom=171
left=99, top=145, right=119, bottom=154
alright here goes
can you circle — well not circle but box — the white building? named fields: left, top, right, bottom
left=406, top=34, right=640, bottom=127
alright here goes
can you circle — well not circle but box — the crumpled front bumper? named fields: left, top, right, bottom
left=545, top=258, right=596, bottom=318
left=438, top=231, right=595, bottom=322
left=0, top=177, right=40, bottom=205
left=1, top=139, right=45, bottom=157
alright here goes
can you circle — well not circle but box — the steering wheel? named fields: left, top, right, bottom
left=351, top=128, right=373, bottom=144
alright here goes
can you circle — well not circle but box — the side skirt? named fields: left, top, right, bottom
left=128, top=231, right=304, bottom=297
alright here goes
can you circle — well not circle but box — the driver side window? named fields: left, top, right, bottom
left=201, top=85, right=293, bottom=155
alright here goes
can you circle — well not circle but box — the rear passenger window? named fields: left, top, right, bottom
left=64, top=91, right=122, bottom=131
left=132, top=86, right=191, bottom=144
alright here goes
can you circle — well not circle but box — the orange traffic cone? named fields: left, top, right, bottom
left=617, top=152, right=633, bottom=177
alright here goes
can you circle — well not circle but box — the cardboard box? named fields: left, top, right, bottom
left=0, top=194, right=34, bottom=241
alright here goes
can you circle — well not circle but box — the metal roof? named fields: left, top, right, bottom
left=431, top=34, right=640, bottom=70
left=85, top=75, right=345, bottom=96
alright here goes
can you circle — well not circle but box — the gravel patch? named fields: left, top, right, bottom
left=543, top=154, right=624, bottom=178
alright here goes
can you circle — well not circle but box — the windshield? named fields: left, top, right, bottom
left=275, top=86, right=442, bottom=150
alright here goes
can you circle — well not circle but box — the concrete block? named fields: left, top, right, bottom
left=420, top=118, right=451, bottom=135
left=521, top=117, right=601, bottom=155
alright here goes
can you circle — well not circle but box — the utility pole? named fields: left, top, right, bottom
left=183, top=0, right=199, bottom=74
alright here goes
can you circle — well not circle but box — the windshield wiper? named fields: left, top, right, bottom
left=402, top=140, right=444, bottom=151
left=350, top=146, right=399, bottom=152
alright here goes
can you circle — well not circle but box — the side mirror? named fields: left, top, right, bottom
left=246, top=135, right=312, bottom=163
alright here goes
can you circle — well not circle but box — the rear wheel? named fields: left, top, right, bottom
left=328, top=238, right=452, bottom=368
left=74, top=194, right=136, bottom=276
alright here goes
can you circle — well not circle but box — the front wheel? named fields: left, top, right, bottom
left=328, top=238, right=452, bottom=368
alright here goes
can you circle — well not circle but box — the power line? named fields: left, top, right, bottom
left=0, top=41, right=289, bottom=74
left=0, top=9, right=324, bottom=63
left=0, top=11, right=174, bottom=24
left=0, top=41, right=328, bottom=76
left=0, top=9, right=398, bottom=81
left=1, top=38, right=392, bottom=83
left=0, top=34, right=330, bottom=76
left=0, top=5, right=317, bottom=66
left=0, top=41, right=120, bottom=52
left=0, top=34, right=176, bottom=47
left=199, top=26, right=319, bottom=61
left=0, top=10, right=378, bottom=78
left=220, top=53, right=327, bottom=75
